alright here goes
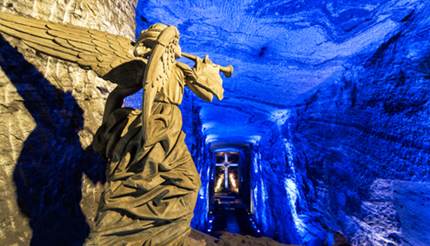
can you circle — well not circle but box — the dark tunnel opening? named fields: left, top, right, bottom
left=206, top=148, right=260, bottom=236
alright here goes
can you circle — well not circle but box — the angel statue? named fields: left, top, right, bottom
left=0, top=13, right=233, bottom=245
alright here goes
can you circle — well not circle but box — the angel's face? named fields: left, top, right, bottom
left=172, top=39, right=181, bottom=58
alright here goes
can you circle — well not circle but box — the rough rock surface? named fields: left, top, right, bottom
left=135, top=0, right=420, bottom=144
left=285, top=3, right=430, bottom=245
left=2, top=0, right=429, bottom=245
left=189, top=230, right=290, bottom=246
left=135, top=0, right=430, bottom=245
left=0, top=0, right=136, bottom=245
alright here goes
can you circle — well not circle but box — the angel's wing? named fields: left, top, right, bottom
left=141, top=26, right=178, bottom=146
left=0, top=12, right=146, bottom=87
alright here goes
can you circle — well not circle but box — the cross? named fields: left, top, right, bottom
left=216, top=152, right=239, bottom=190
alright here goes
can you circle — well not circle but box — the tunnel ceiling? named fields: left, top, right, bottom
left=136, top=0, right=417, bottom=144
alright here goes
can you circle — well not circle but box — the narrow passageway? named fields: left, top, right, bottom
left=211, top=202, right=257, bottom=236
left=204, top=150, right=260, bottom=237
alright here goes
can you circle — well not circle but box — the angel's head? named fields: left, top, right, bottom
left=134, top=23, right=181, bottom=59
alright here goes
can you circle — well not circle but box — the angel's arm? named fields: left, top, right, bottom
left=102, top=85, right=141, bottom=123
left=176, top=62, right=214, bottom=102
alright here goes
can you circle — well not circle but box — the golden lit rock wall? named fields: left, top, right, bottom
left=0, top=0, right=137, bottom=244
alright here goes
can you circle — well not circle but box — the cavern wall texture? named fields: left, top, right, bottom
left=287, top=4, right=430, bottom=245
left=0, top=1, right=137, bottom=244
left=135, top=1, right=430, bottom=244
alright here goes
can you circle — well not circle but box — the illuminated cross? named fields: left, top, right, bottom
left=216, top=152, right=239, bottom=189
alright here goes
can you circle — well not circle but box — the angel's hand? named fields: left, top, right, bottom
left=194, top=55, right=220, bottom=75
left=190, top=55, right=224, bottom=100
left=193, top=55, right=222, bottom=85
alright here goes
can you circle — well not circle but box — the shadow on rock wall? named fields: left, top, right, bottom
left=0, top=37, right=106, bottom=246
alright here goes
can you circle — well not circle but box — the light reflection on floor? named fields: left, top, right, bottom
left=210, top=202, right=258, bottom=237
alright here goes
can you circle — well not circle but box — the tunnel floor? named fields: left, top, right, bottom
left=209, top=202, right=259, bottom=237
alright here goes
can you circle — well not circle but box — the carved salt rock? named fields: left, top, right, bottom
left=0, top=0, right=137, bottom=244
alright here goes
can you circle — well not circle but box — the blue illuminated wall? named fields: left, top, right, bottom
left=189, top=127, right=212, bottom=230
left=178, top=90, right=212, bottom=230
left=134, top=0, right=430, bottom=245
left=284, top=4, right=430, bottom=244
left=248, top=121, right=327, bottom=244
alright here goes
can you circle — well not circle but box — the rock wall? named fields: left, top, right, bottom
left=0, top=0, right=137, bottom=245
left=249, top=124, right=304, bottom=244
left=178, top=90, right=212, bottom=230
left=285, top=4, right=430, bottom=245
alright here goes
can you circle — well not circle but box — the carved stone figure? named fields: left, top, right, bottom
left=0, top=13, right=232, bottom=245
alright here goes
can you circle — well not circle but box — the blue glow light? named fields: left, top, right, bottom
left=284, top=178, right=306, bottom=235
left=133, top=1, right=430, bottom=245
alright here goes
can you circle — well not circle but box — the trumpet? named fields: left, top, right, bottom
left=181, top=52, right=234, bottom=78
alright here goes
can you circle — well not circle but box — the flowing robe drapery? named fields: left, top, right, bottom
left=86, top=64, right=201, bottom=246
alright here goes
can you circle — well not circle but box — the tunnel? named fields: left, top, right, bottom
left=126, top=1, right=430, bottom=245
left=0, top=0, right=429, bottom=245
